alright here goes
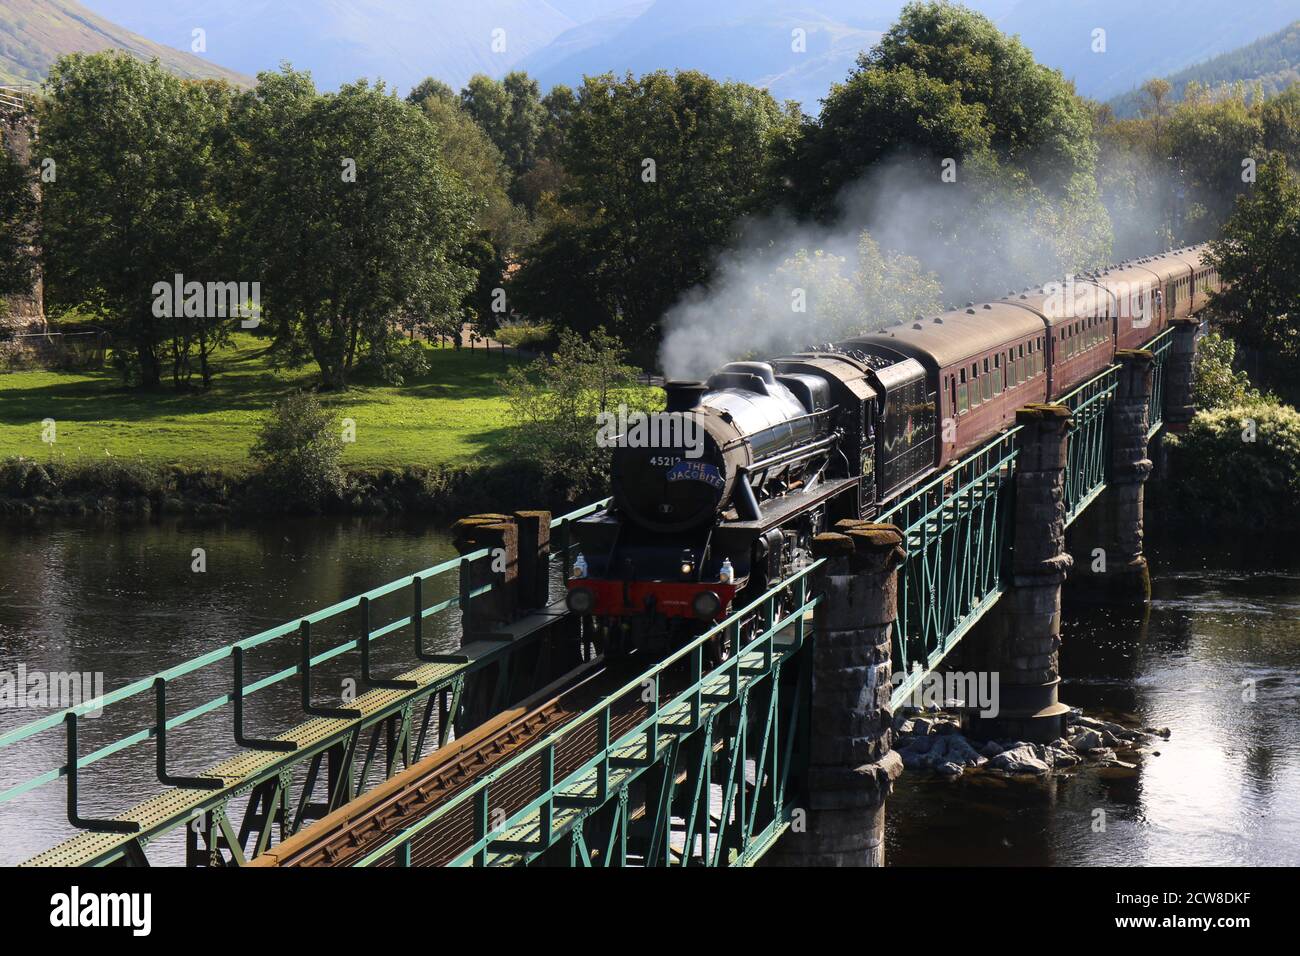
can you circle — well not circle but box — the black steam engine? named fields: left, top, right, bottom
left=565, top=350, right=936, bottom=657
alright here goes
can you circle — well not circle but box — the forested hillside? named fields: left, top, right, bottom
left=0, top=0, right=248, bottom=86
left=1110, top=19, right=1300, bottom=116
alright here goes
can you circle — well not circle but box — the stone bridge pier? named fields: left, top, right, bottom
left=763, top=523, right=905, bottom=867
left=1163, top=318, right=1201, bottom=434
left=1083, top=349, right=1156, bottom=603
left=969, top=405, right=1073, bottom=744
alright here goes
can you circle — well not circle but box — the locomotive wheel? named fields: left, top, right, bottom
left=707, top=630, right=732, bottom=667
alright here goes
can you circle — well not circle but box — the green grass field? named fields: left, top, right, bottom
left=0, top=334, right=523, bottom=471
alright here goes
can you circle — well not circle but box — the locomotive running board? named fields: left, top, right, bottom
left=718, top=477, right=862, bottom=535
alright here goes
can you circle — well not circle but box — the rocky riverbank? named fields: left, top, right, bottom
left=894, top=706, right=1171, bottom=778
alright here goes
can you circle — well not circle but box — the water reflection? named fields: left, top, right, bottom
left=0, top=514, right=459, bottom=864
left=887, top=533, right=1300, bottom=866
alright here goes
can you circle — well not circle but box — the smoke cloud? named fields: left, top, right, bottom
left=658, top=152, right=1146, bottom=381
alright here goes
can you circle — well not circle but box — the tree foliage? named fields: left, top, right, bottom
left=1166, top=398, right=1300, bottom=531
left=40, top=53, right=240, bottom=388
left=754, top=234, right=942, bottom=345
left=250, top=391, right=347, bottom=512
left=785, top=2, right=1109, bottom=301
left=237, top=71, right=477, bottom=387
left=512, top=70, right=800, bottom=357
left=1192, top=331, right=1260, bottom=409
left=458, top=72, right=544, bottom=178
left=793, top=0, right=1098, bottom=213
left=1207, top=153, right=1300, bottom=357
left=498, top=328, right=647, bottom=501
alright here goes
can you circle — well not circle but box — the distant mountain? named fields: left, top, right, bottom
left=78, top=0, right=581, bottom=92
left=71, top=0, right=1300, bottom=111
left=517, top=0, right=892, bottom=107
left=998, top=0, right=1300, bottom=101
left=519, top=1, right=1035, bottom=107
left=0, top=0, right=250, bottom=87
left=519, top=0, right=1300, bottom=109
left=1108, top=20, right=1300, bottom=116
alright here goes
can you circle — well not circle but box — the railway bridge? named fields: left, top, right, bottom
left=2, top=321, right=1199, bottom=867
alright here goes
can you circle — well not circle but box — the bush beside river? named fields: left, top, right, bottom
left=1154, top=398, right=1300, bottom=531
left=0, top=456, right=570, bottom=521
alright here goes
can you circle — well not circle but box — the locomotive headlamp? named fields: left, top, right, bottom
left=567, top=587, right=596, bottom=614
left=679, top=549, right=695, bottom=579
left=692, top=591, right=722, bottom=620
left=572, top=553, right=588, bottom=579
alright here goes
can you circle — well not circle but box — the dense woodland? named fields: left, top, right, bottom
left=0, top=0, right=1298, bottom=391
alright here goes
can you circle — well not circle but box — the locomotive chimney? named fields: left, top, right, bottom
left=665, top=381, right=707, bottom=412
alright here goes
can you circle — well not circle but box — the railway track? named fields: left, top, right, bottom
left=256, top=656, right=655, bottom=867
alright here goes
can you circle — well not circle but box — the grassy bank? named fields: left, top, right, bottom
left=0, top=334, right=523, bottom=470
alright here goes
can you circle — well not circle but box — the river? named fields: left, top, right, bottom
left=1, top=517, right=1297, bottom=866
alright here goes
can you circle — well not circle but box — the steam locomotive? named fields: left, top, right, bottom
left=565, top=244, right=1222, bottom=657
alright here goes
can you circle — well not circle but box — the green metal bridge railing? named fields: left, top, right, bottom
left=4, top=499, right=608, bottom=866
left=880, top=430, right=1020, bottom=711
left=1060, top=366, right=1118, bottom=525
left=357, top=561, right=822, bottom=868
left=1147, top=327, right=1175, bottom=437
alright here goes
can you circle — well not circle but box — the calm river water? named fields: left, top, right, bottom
left=0, top=517, right=1296, bottom=866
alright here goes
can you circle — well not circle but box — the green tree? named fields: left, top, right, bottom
left=499, top=327, right=647, bottom=501
left=770, top=234, right=943, bottom=342
left=1260, top=84, right=1300, bottom=167
left=1166, top=85, right=1265, bottom=239
left=794, top=0, right=1099, bottom=212
left=1167, top=398, right=1300, bottom=530
left=501, top=71, right=544, bottom=176
left=40, top=53, right=239, bottom=388
left=1192, top=331, right=1259, bottom=409
left=415, top=90, right=531, bottom=335
left=416, top=92, right=524, bottom=248
left=537, top=84, right=577, bottom=163
left=1138, top=78, right=1174, bottom=152
left=459, top=75, right=512, bottom=163
left=237, top=71, right=477, bottom=388
left=458, top=72, right=546, bottom=179
left=406, top=77, right=456, bottom=109
left=513, top=70, right=800, bottom=356
left=787, top=2, right=1110, bottom=297
left=1207, top=153, right=1300, bottom=357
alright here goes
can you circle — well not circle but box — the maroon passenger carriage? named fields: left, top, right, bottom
left=565, top=243, right=1223, bottom=658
